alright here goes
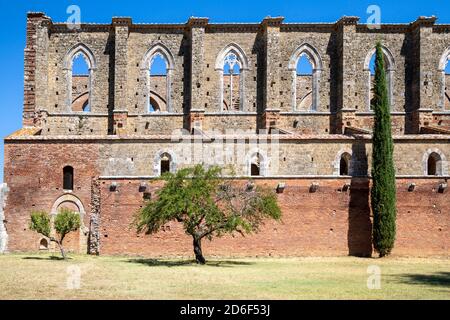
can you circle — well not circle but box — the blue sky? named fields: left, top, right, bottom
left=1, top=0, right=449, bottom=182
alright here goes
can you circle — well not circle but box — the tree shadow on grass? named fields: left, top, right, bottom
left=127, top=258, right=254, bottom=268
left=22, top=256, right=68, bottom=261
left=397, top=272, right=450, bottom=288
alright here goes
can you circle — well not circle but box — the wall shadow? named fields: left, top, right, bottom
left=181, top=32, right=191, bottom=131
left=347, top=140, right=373, bottom=257
left=401, top=32, right=418, bottom=134
left=327, top=32, right=340, bottom=133
left=254, top=30, right=265, bottom=131
left=106, top=31, right=115, bottom=135
left=22, top=256, right=67, bottom=261
left=127, top=258, right=254, bottom=268
left=397, top=272, right=450, bottom=287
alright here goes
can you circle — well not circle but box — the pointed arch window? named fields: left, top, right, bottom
left=248, top=152, right=266, bottom=177
left=223, top=52, right=242, bottom=111
left=141, top=44, right=174, bottom=113
left=215, top=44, right=249, bottom=112
left=160, top=153, right=171, bottom=174
left=153, top=151, right=176, bottom=176
left=339, top=152, right=352, bottom=176
left=64, top=44, right=96, bottom=112
left=364, top=46, right=395, bottom=111
left=148, top=54, right=168, bottom=112
left=288, top=44, right=323, bottom=112
left=439, top=48, right=450, bottom=110
left=427, top=152, right=442, bottom=176
left=296, top=55, right=313, bottom=110
left=423, top=149, right=448, bottom=176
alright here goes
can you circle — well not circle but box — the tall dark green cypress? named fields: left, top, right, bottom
left=371, top=42, right=397, bottom=257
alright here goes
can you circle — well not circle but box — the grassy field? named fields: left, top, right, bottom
left=0, top=253, right=448, bottom=299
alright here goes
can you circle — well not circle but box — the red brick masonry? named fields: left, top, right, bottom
left=3, top=142, right=449, bottom=257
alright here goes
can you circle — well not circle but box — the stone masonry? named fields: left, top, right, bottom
left=0, top=184, right=8, bottom=253
left=2, top=13, right=450, bottom=257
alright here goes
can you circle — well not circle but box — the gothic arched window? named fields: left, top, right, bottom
left=141, top=43, right=174, bottom=113
left=289, top=43, right=323, bottom=112
left=148, top=54, right=168, bottom=112
left=153, top=151, right=176, bottom=176
left=160, top=153, right=171, bottom=174
left=248, top=152, right=266, bottom=177
left=364, top=46, right=395, bottom=111
left=439, top=48, right=450, bottom=110
left=339, top=152, right=352, bottom=176
left=427, top=152, right=442, bottom=176
left=64, top=44, right=96, bottom=112
left=215, top=44, right=249, bottom=112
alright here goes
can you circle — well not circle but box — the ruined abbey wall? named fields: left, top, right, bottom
left=3, top=13, right=450, bottom=256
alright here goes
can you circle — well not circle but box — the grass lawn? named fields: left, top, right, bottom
left=0, top=253, right=448, bottom=299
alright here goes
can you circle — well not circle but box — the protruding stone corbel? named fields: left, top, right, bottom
left=262, top=109, right=280, bottom=131
left=113, top=110, right=128, bottom=136
left=112, top=17, right=133, bottom=26
left=410, top=16, right=437, bottom=30
left=189, top=109, right=205, bottom=133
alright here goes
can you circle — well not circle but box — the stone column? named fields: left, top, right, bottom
left=410, top=17, right=438, bottom=133
left=0, top=184, right=9, bottom=253
left=88, top=178, right=100, bottom=255
left=411, top=16, right=438, bottom=110
left=112, top=17, right=132, bottom=112
left=261, top=17, right=284, bottom=111
left=335, top=16, right=360, bottom=133
left=188, top=17, right=208, bottom=111
left=23, top=12, right=51, bottom=127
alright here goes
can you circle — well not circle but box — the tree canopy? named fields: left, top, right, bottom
left=135, top=164, right=281, bottom=264
left=30, top=208, right=81, bottom=259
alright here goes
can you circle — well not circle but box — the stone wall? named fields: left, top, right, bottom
left=4, top=13, right=450, bottom=257
left=5, top=137, right=448, bottom=178
left=0, top=184, right=8, bottom=253
left=20, top=13, right=450, bottom=134
left=5, top=168, right=448, bottom=256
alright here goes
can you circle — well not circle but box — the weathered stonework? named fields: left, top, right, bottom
left=0, top=183, right=8, bottom=253
left=0, top=184, right=9, bottom=253
left=88, top=177, right=101, bottom=255
left=3, top=13, right=450, bottom=257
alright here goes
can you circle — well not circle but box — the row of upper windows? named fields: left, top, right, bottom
left=65, top=42, right=450, bottom=113
left=61, top=150, right=447, bottom=190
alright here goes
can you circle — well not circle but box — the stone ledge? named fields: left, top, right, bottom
left=4, top=133, right=450, bottom=141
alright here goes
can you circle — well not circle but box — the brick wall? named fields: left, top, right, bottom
left=4, top=13, right=450, bottom=257
left=3, top=141, right=449, bottom=257
left=86, top=178, right=450, bottom=257
left=3, top=142, right=99, bottom=252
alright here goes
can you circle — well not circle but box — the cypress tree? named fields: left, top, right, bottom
left=371, top=42, right=397, bottom=257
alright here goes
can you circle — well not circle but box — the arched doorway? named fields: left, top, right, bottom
left=50, top=194, right=88, bottom=254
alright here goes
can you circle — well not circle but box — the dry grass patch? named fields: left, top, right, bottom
left=0, top=253, right=448, bottom=299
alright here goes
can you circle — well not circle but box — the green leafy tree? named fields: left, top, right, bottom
left=29, top=208, right=81, bottom=259
left=135, top=164, right=282, bottom=264
left=370, top=42, right=397, bottom=257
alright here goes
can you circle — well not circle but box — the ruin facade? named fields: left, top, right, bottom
left=2, top=13, right=449, bottom=257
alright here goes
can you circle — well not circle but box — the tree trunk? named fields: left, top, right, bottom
left=193, top=237, right=206, bottom=264
left=52, top=239, right=66, bottom=260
